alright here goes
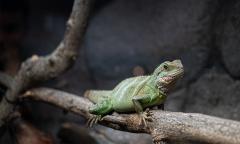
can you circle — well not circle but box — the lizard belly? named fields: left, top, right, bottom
left=143, top=94, right=166, bottom=108
left=112, top=96, right=135, bottom=112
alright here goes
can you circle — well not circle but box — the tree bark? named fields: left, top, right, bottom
left=23, top=88, right=240, bottom=144
left=0, top=0, right=90, bottom=127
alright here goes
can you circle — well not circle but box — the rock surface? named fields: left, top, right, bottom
left=84, top=0, right=217, bottom=88
left=184, top=69, right=240, bottom=120
left=217, top=1, right=240, bottom=78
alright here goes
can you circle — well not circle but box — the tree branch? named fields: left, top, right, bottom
left=0, top=72, right=13, bottom=89
left=0, top=0, right=90, bottom=127
left=22, top=88, right=240, bottom=144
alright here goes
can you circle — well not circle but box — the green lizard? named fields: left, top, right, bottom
left=85, top=60, right=184, bottom=127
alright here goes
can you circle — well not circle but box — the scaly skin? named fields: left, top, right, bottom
left=85, top=60, right=184, bottom=127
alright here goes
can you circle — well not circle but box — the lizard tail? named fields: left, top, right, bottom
left=84, top=90, right=111, bottom=104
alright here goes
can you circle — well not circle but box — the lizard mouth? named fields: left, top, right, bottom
left=162, top=69, right=184, bottom=82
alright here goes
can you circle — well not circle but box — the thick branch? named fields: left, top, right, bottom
left=0, top=0, right=90, bottom=127
left=23, top=88, right=240, bottom=144
left=0, top=72, right=13, bottom=89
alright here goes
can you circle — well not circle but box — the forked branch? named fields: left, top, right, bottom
left=0, top=0, right=90, bottom=127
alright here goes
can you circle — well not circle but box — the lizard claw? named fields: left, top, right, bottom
left=154, top=142, right=164, bottom=144
left=139, top=108, right=153, bottom=127
left=86, top=115, right=102, bottom=127
left=145, top=108, right=154, bottom=117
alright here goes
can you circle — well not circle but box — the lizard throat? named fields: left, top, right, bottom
left=156, top=78, right=177, bottom=94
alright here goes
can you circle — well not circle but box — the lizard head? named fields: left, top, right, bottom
left=153, top=59, right=184, bottom=93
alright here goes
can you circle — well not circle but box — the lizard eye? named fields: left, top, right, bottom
left=163, top=64, right=168, bottom=70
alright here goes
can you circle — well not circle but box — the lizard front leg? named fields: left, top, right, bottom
left=132, top=95, right=153, bottom=127
left=87, top=99, right=113, bottom=127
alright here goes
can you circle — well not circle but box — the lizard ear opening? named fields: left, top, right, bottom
left=154, top=69, right=162, bottom=76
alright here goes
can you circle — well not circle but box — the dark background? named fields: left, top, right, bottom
left=1, top=0, right=240, bottom=143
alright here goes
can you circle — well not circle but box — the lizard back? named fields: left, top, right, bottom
left=111, top=75, right=151, bottom=112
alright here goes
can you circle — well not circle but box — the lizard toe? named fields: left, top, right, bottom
left=141, top=116, right=147, bottom=127
left=139, top=111, right=153, bottom=127
left=86, top=115, right=102, bottom=127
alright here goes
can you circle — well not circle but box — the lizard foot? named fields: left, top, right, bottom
left=87, top=115, right=102, bottom=127
left=139, top=108, right=153, bottom=127
left=154, top=142, right=165, bottom=144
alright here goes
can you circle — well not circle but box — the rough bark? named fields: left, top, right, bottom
left=0, top=73, right=13, bottom=90
left=0, top=0, right=90, bottom=127
left=23, top=88, right=240, bottom=144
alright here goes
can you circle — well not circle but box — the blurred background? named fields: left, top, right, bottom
left=1, top=0, right=240, bottom=143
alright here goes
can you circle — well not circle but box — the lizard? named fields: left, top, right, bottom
left=84, top=59, right=184, bottom=127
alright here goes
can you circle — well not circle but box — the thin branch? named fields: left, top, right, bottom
left=0, top=0, right=90, bottom=127
left=23, top=88, right=240, bottom=144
